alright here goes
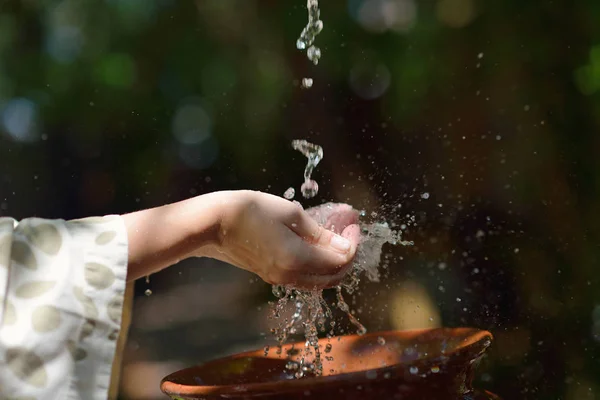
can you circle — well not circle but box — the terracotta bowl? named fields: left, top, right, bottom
left=161, top=327, right=500, bottom=399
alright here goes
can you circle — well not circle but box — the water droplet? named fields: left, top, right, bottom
left=409, top=366, right=419, bottom=375
left=421, top=192, right=430, bottom=199
left=307, top=45, right=321, bottom=65
left=292, top=140, right=323, bottom=199
left=300, top=180, right=319, bottom=198
left=431, top=366, right=440, bottom=373
left=144, top=289, right=152, bottom=296
left=301, top=78, right=313, bottom=89
left=377, top=336, right=386, bottom=346
left=324, top=344, right=332, bottom=353
left=297, top=0, right=323, bottom=65
left=284, top=187, right=296, bottom=199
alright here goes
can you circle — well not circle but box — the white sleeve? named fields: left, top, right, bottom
left=0, top=215, right=128, bottom=400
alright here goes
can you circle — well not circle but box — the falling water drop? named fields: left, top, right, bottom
left=284, top=187, right=296, bottom=199
left=145, top=275, right=152, bottom=296
left=296, top=0, right=323, bottom=86
left=301, top=78, right=314, bottom=89
left=307, top=46, right=321, bottom=65
left=300, top=180, right=319, bottom=198
left=292, top=140, right=323, bottom=199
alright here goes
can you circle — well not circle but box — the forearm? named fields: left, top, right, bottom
left=122, top=193, right=224, bottom=281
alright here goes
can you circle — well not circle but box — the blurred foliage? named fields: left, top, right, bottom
left=2, top=0, right=600, bottom=399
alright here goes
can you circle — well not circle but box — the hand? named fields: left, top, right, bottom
left=123, top=190, right=361, bottom=288
left=197, top=191, right=361, bottom=289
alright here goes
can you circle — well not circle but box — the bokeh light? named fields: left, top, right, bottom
left=172, top=100, right=212, bottom=145
left=350, top=0, right=417, bottom=34
left=435, top=0, right=476, bottom=28
left=1, top=98, right=39, bottom=143
left=349, top=59, right=391, bottom=100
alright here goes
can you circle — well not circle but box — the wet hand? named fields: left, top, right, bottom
left=197, top=191, right=361, bottom=289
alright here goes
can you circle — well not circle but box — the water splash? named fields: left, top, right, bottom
left=292, top=139, right=323, bottom=199
left=269, top=140, right=413, bottom=378
left=270, top=222, right=410, bottom=377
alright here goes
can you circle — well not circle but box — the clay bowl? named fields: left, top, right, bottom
left=161, top=327, right=500, bottom=399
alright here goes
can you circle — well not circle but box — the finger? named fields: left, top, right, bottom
left=283, top=230, right=357, bottom=277
left=287, top=208, right=355, bottom=253
left=296, top=225, right=361, bottom=286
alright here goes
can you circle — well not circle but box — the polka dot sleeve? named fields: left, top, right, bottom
left=0, top=215, right=128, bottom=400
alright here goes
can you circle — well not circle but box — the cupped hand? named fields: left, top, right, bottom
left=198, top=191, right=361, bottom=289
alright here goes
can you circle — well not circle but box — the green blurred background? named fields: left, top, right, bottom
left=1, top=0, right=600, bottom=398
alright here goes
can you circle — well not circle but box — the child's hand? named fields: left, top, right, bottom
left=198, top=191, right=361, bottom=289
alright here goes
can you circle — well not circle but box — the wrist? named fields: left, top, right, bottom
left=123, top=192, right=228, bottom=280
left=183, top=191, right=228, bottom=256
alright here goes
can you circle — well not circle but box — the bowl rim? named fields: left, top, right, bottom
left=160, top=327, right=493, bottom=398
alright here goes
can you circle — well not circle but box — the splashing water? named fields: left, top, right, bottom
left=292, top=139, right=323, bottom=199
left=270, top=221, right=411, bottom=377
left=268, top=140, right=413, bottom=378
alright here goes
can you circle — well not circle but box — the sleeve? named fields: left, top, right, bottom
left=0, top=215, right=129, bottom=400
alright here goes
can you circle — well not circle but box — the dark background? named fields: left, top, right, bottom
left=1, top=0, right=599, bottom=398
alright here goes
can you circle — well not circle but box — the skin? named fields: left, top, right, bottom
left=122, top=190, right=361, bottom=289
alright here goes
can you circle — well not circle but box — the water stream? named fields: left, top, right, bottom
left=297, top=0, right=323, bottom=87
left=268, top=4, right=413, bottom=377
left=291, top=139, right=322, bottom=199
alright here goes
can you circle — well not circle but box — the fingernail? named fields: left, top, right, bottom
left=330, top=234, right=351, bottom=252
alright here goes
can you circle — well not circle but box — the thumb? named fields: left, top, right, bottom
left=287, top=210, right=359, bottom=275
left=311, top=224, right=358, bottom=257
